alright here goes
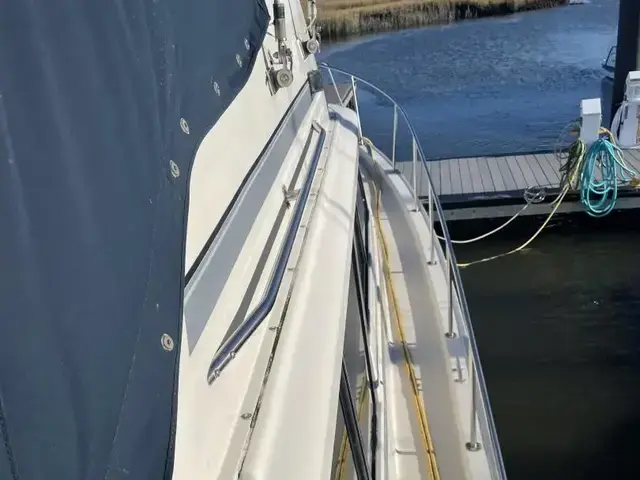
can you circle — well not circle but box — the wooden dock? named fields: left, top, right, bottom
left=396, top=151, right=640, bottom=221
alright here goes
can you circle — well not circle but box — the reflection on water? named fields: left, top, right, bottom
left=319, top=0, right=618, bottom=160
left=454, top=212, right=640, bottom=479
left=320, top=0, right=640, bottom=478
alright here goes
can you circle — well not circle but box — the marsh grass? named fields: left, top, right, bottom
left=317, top=0, right=568, bottom=40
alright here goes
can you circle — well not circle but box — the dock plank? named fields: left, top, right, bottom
left=418, top=161, right=425, bottom=191
left=527, top=154, right=550, bottom=187
left=515, top=155, right=539, bottom=189
left=540, top=153, right=561, bottom=184
left=405, top=148, right=640, bottom=204
left=477, top=157, right=497, bottom=193
left=632, top=154, right=640, bottom=174
left=465, top=157, right=485, bottom=194
left=624, top=149, right=640, bottom=163
left=406, top=161, right=418, bottom=192
left=455, top=158, right=472, bottom=195
left=624, top=150, right=640, bottom=174
left=419, top=161, right=428, bottom=198
left=507, top=156, right=529, bottom=190
left=426, top=161, right=440, bottom=196
left=440, top=159, right=452, bottom=197
left=449, top=159, right=464, bottom=195
left=530, top=154, right=552, bottom=186
left=534, top=153, right=560, bottom=186
left=486, top=157, right=507, bottom=192
left=495, top=156, right=518, bottom=191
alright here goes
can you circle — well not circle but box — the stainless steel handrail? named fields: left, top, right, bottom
left=319, top=63, right=507, bottom=479
left=207, top=122, right=326, bottom=384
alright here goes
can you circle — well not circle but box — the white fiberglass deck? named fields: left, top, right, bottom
left=358, top=146, right=500, bottom=479
left=321, top=62, right=506, bottom=479
left=362, top=159, right=468, bottom=479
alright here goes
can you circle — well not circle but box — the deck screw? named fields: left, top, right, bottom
left=161, top=334, right=174, bottom=352
left=445, top=332, right=457, bottom=339
left=466, top=441, right=482, bottom=452
left=241, top=413, right=252, bottom=420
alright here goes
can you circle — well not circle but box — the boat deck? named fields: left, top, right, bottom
left=396, top=150, right=640, bottom=221
left=320, top=65, right=506, bottom=478
left=324, top=83, right=354, bottom=108
left=358, top=146, right=501, bottom=479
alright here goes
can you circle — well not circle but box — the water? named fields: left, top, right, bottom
left=320, top=0, right=617, bottom=159
left=320, top=1, right=640, bottom=478
left=454, top=213, right=640, bottom=479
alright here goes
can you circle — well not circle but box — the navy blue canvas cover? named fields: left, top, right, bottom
left=0, top=1, right=269, bottom=478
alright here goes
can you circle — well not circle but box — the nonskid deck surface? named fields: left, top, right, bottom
left=377, top=184, right=467, bottom=480
left=356, top=157, right=472, bottom=480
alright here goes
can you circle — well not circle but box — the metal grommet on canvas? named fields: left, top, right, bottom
left=169, top=160, right=180, bottom=179
left=179, top=118, right=190, bottom=135
left=161, top=333, right=174, bottom=352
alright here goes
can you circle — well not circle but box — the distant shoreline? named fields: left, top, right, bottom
left=317, top=0, right=569, bottom=42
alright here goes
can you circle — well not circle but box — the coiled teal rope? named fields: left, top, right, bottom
left=579, top=136, right=636, bottom=217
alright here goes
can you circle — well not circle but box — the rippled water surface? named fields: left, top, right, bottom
left=320, top=0, right=617, bottom=159
left=452, top=213, right=640, bottom=479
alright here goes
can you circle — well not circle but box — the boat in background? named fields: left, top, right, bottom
left=0, top=0, right=505, bottom=478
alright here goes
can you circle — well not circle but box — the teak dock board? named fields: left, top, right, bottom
left=396, top=151, right=640, bottom=221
